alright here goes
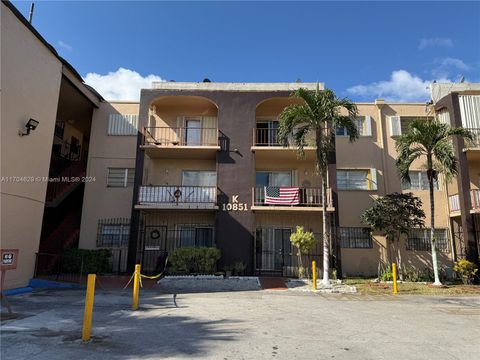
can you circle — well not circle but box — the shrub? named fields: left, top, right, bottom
left=403, top=266, right=431, bottom=282
left=61, top=248, right=112, bottom=274
left=453, top=259, right=478, bottom=285
left=233, top=261, right=246, bottom=276
left=290, top=226, right=316, bottom=278
left=379, top=265, right=393, bottom=282
left=168, top=247, right=221, bottom=275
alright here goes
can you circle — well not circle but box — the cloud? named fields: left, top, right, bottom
left=57, top=40, right=72, bottom=51
left=347, top=70, right=451, bottom=102
left=84, top=68, right=165, bottom=101
left=431, top=57, right=470, bottom=78
left=418, top=37, right=453, bottom=50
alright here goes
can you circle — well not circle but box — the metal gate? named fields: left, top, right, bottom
left=255, top=228, right=292, bottom=276
left=141, top=225, right=168, bottom=275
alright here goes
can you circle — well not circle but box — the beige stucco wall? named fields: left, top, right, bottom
left=79, top=102, right=139, bottom=249
left=336, top=103, right=453, bottom=276
left=145, top=159, right=216, bottom=185
left=0, top=4, right=63, bottom=289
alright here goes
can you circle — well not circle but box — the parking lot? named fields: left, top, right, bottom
left=1, top=288, right=480, bottom=360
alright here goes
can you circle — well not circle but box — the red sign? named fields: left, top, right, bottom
left=1, top=249, right=19, bottom=270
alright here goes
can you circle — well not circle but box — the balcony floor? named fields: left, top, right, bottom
left=141, top=145, right=220, bottom=159
left=251, top=205, right=335, bottom=212
left=251, top=146, right=317, bottom=162
left=135, top=203, right=218, bottom=210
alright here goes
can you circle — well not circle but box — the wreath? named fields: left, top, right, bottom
left=150, top=229, right=161, bottom=240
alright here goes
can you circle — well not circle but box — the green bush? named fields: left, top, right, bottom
left=453, top=259, right=478, bottom=285
left=379, top=265, right=393, bottom=281
left=403, top=266, right=431, bottom=282
left=61, top=248, right=112, bottom=274
left=233, top=261, right=246, bottom=276
left=168, top=247, right=221, bottom=275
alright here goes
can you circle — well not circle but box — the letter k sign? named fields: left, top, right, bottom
left=231, top=195, right=239, bottom=203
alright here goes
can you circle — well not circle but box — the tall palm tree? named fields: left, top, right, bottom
left=396, top=119, right=473, bottom=285
left=278, top=86, right=359, bottom=285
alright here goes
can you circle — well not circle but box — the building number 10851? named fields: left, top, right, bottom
left=222, top=195, right=249, bottom=211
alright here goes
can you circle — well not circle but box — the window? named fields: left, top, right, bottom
left=389, top=116, right=433, bottom=137
left=178, top=226, right=215, bottom=247
left=181, top=171, right=216, bottom=186
left=337, top=169, right=377, bottom=190
left=97, top=219, right=130, bottom=247
left=256, top=171, right=292, bottom=187
left=402, top=171, right=439, bottom=190
left=107, top=168, right=135, bottom=187
left=108, top=114, right=138, bottom=135
left=406, top=228, right=450, bottom=252
left=336, top=116, right=372, bottom=137
left=338, top=227, right=373, bottom=248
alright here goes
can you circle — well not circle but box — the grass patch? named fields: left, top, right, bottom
left=342, top=278, right=480, bottom=296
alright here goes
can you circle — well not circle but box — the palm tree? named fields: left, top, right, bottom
left=278, top=86, right=359, bottom=285
left=396, top=119, right=473, bottom=285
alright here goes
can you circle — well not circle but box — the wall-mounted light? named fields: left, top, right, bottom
left=19, top=118, right=39, bottom=136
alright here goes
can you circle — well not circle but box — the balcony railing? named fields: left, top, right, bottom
left=253, top=128, right=316, bottom=147
left=138, top=185, right=217, bottom=206
left=143, top=127, right=219, bottom=147
left=448, top=194, right=460, bottom=213
left=449, top=190, right=480, bottom=213
left=471, top=189, right=480, bottom=210
left=465, top=128, right=480, bottom=148
left=253, top=186, right=332, bottom=208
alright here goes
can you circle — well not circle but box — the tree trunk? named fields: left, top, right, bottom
left=396, top=239, right=403, bottom=281
left=321, top=170, right=330, bottom=285
left=428, top=162, right=442, bottom=285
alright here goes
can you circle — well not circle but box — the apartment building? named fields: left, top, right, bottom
left=78, top=82, right=466, bottom=277
left=3, top=1, right=478, bottom=289
left=432, top=83, right=480, bottom=265
left=1, top=1, right=102, bottom=289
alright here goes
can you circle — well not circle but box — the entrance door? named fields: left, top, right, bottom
left=185, top=119, right=201, bottom=145
left=255, top=228, right=292, bottom=275
left=142, top=225, right=167, bottom=274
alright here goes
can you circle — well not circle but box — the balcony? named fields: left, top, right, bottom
left=464, top=128, right=480, bottom=162
left=448, top=189, right=480, bottom=216
left=251, top=128, right=316, bottom=162
left=251, top=186, right=334, bottom=212
left=136, top=185, right=218, bottom=210
left=141, top=127, right=220, bottom=159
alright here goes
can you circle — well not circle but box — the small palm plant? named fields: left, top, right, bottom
left=278, top=86, right=359, bottom=284
left=396, top=119, right=473, bottom=285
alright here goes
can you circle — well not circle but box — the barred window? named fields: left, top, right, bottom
left=107, top=168, right=135, bottom=187
left=97, top=218, right=130, bottom=247
left=402, top=171, right=439, bottom=190
left=406, top=228, right=450, bottom=252
left=339, top=227, right=373, bottom=248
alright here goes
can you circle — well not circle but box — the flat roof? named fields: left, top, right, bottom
left=151, top=82, right=324, bottom=92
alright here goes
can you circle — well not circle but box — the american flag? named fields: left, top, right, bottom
left=264, top=186, right=300, bottom=205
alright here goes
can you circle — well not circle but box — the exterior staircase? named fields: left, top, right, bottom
left=45, top=160, right=86, bottom=207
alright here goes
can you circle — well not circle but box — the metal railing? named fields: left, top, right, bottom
left=471, top=189, right=480, bottom=209
left=34, top=250, right=123, bottom=283
left=138, top=185, right=217, bottom=205
left=465, top=128, right=480, bottom=148
left=253, top=127, right=318, bottom=147
left=448, top=194, right=460, bottom=212
left=143, top=127, right=219, bottom=147
left=449, top=190, right=480, bottom=212
left=253, top=187, right=332, bottom=207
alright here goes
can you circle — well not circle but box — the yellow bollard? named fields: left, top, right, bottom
left=82, top=274, right=96, bottom=342
left=392, top=263, right=398, bottom=295
left=312, top=261, right=317, bottom=290
left=132, top=264, right=141, bottom=310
